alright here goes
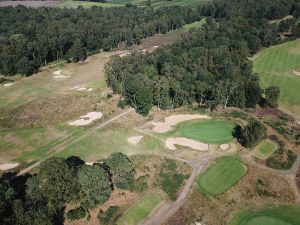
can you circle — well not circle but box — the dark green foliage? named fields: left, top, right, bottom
left=264, top=86, right=280, bottom=107
left=98, top=206, right=119, bottom=225
left=130, top=175, right=149, bottom=192
left=266, top=149, right=297, bottom=170
left=234, top=119, right=266, bottom=148
left=117, top=99, right=125, bottom=109
left=158, top=160, right=188, bottom=200
left=78, top=164, right=112, bottom=209
left=67, top=208, right=86, bottom=221
left=105, top=152, right=135, bottom=189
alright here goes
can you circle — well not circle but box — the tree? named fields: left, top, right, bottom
left=264, top=86, right=280, bottom=107
left=78, top=164, right=112, bottom=209
left=105, top=152, right=135, bottom=189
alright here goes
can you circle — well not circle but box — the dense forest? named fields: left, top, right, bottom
left=0, top=5, right=203, bottom=75
left=105, top=0, right=300, bottom=115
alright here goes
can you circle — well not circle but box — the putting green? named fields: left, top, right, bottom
left=253, top=139, right=277, bottom=160
left=178, top=120, right=235, bottom=144
left=230, top=206, right=300, bottom=225
left=117, top=193, right=162, bottom=225
left=197, top=156, right=246, bottom=196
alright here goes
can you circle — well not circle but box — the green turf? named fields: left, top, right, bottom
left=55, top=1, right=122, bottom=8
left=253, top=39, right=300, bottom=106
left=174, top=120, right=235, bottom=144
left=230, top=205, right=300, bottom=225
left=183, top=18, right=206, bottom=30
left=253, top=139, right=277, bottom=160
left=196, top=156, right=247, bottom=196
left=117, top=193, right=162, bottom=225
left=56, top=128, right=160, bottom=161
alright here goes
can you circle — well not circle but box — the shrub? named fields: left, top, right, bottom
left=67, top=207, right=86, bottom=221
left=266, top=149, right=297, bottom=170
left=117, top=99, right=125, bottom=109
left=98, top=206, right=119, bottom=225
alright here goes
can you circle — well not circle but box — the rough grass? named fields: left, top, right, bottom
left=55, top=1, right=122, bottom=8
left=183, top=18, right=206, bottom=30
left=253, top=39, right=300, bottom=106
left=196, top=156, right=247, bottom=196
left=108, top=0, right=210, bottom=7
left=230, top=205, right=300, bottom=225
left=174, top=120, right=235, bottom=144
left=117, top=193, right=162, bottom=225
left=253, top=139, right=277, bottom=160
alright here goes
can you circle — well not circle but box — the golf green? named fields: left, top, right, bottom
left=253, top=139, right=277, bottom=159
left=178, top=120, right=235, bottom=144
left=197, top=156, right=246, bottom=196
left=230, top=206, right=300, bottom=225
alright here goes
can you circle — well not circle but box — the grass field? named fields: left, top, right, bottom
left=173, top=120, right=235, bottom=144
left=253, top=39, right=300, bottom=118
left=196, top=156, right=247, bottom=196
left=230, top=205, right=300, bottom=225
left=55, top=1, right=122, bottom=8
left=117, top=193, right=162, bottom=225
left=253, top=139, right=277, bottom=160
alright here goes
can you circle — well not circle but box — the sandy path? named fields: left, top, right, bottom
left=0, top=163, right=19, bottom=171
left=165, top=137, right=209, bottom=151
left=152, top=114, right=211, bottom=133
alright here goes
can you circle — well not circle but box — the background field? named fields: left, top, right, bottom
left=55, top=1, right=122, bottom=8
left=230, top=205, right=300, bottom=225
left=107, top=0, right=210, bottom=8
left=253, top=139, right=277, bottom=160
left=117, top=193, right=162, bottom=225
left=197, top=156, right=247, bottom=196
left=253, top=39, right=300, bottom=121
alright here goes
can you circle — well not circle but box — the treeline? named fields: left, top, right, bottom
left=0, top=5, right=202, bottom=76
left=105, top=0, right=300, bottom=115
left=0, top=153, right=135, bottom=225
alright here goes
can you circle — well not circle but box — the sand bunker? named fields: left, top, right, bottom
left=152, top=114, right=211, bottom=133
left=53, top=70, right=62, bottom=75
left=53, top=75, right=68, bottom=79
left=68, top=112, right=102, bottom=126
left=293, top=70, right=300, bottom=76
left=165, top=137, right=209, bottom=151
left=128, top=135, right=143, bottom=144
left=3, top=83, right=13, bottom=87
left=219, top=144, right=230, bottom=151
left=0, top=163, right=19, bottom=171
left=153, top=46, right=159, bottom=48
left=70, top=87, right=93, bottom=92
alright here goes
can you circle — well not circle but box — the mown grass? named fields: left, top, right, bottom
left=253, top=39, right=300, bottom=106
left=253, top=139, right=277, bottom=160
left=196, top=156, right=247, bottom=196
left=117, top=193, right=162, bottom=225
left=55, top=1, right=122, bottom=8
left=230, top=205, right=300, bottom=225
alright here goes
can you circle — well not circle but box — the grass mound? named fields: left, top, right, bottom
left=178, top=120, right=235, bottom=144
left=117, top=193, right=161, bottom=225
left=253, top=139, right=277, bottom=159
left=197, top=156, right=246, bottom=196
left=230, top=205, right=300, bottom=225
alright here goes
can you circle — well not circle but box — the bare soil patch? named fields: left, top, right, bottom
left=165, top=137, right=209, bottom=151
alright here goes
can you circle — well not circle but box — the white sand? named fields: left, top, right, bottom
left=293, top=70, right=300, bottom=76
left=165, top=137, right=209, bottom=151
left=219, top=144, right=230, bottom=151
left=87, top=88, right=93, bottom=92
left=0, top=163, right=19, bottom=171
left=153, top=46, right=159, bottom=48
left=3, top=83, right=13, bottom=87
left=128, top=135, right=143, bottom=144
left=53, top=75, right=68, bottom=79
left=76, top=87, right=87, bottom=91
left=119, top=52, right=131, bottom=57
left=68, top=112, right=103, bottom=126
left=152, top=114, right=211, bottom=133
left=85, top=162, right=94, bottom=166
left=70, top=87, right=92, bottom=91
left=53, top=70, right=62, bottom=75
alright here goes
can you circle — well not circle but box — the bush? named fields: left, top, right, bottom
left=67, top=207, right=86, bottom=221
left=266, top=149, right=297, bottom=170
left=130, top=175, right=149, bottom=192
left=117, top=99, right=125, bottom=109
left=98, top=206, right=119, bottom=224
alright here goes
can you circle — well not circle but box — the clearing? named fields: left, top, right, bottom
left=196, top=156, right=247, bottom=196
left=253, top=139, right=277, bottom=160
left=230, top=205, right=300, bottom=225
left=117, top=193, right=162, bottom=225
left=253, top=39, right=300, bottom=121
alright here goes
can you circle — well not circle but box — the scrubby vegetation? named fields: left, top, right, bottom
left=98, top=206, right=120, bottom=225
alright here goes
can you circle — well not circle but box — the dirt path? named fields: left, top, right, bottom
left=141, top=156, right=212, bottom=225
left=18, top=108, right=134, bottom=175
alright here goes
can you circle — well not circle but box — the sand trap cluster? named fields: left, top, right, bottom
left=219, top=144, right=230, bottom=151
left=152, top=114, right=211, bottom=133
left=68, top=112, right=102, bottom=126
left=127, top=135, right=143, bottom=144
left=0, top=163, right=19, bottom=171
left=292, top=70, right=300, bottom=76
left=53, top=70, right=69, bottom=79
left=165, top=137, right=209, bottom=151
left=3, top=83, right=13, bottom=87
left=70, top=86, right=93, bottom=92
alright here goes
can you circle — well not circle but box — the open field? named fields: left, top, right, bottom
left=108, top=0, right=210, bottom=7
left=230, top=205, right=300, bottom=225
left=55, top=1, right=122, bottom=8
left=196, top=156, right=247, bottom=196
left=253, top=39, right=300, bottom=121
left=0, top=1, right=60, bottom=8
left=253, top=139, right=277, bottom=160
left=177, top=120, right=235, bottom=144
